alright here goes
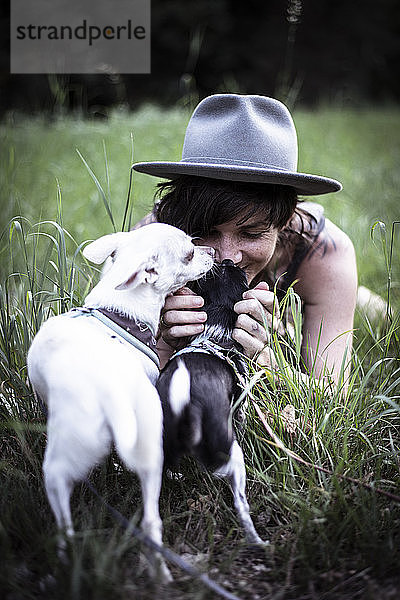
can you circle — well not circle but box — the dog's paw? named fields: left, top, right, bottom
left=246, top=535, right=270, bottom=548
left=256, top=539, right=271, bottom=548
left=158, top=563, right=173, bottom=584
left=141, top=550, right=173, bottom=584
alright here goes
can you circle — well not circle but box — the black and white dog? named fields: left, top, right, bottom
left=157, top=259, right=266, bottom=545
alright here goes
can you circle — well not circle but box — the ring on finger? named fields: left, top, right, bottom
left=160, top=313, right=169, bottom=328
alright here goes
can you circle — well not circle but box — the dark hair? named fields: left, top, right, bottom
left=154, top=176, right=298, bottom=237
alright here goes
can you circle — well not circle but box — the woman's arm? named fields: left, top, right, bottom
left=295, top=219, right=357, bottom=388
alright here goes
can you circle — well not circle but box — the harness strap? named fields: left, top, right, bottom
left=70, top=307, right=160, bottom=369
left=172, top=339, right=247, bottom=387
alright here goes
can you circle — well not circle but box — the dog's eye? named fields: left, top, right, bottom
left=183, top=248, right=195, bottom=264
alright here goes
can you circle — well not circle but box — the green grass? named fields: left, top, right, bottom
left=0, top=106, right=399, bottom=599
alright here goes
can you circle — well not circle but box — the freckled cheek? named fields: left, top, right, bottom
left=243, top=242, right=276, bottom=280
left=247, top=242, right=275, bottom=267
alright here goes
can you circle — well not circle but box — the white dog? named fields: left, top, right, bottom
left=27, top=223, right=214, bottom=582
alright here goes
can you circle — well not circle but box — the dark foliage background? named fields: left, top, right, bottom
left=1, top=0, right=400, bottom=114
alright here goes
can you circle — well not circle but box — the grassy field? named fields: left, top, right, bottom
left=0, top=105, right=399, bottom=599
left=1, top=105, right=399, bottom=291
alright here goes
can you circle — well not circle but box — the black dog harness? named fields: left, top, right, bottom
left=171, top=339, right=247, bottom=388
left=69, top=307, right=160, bottom=369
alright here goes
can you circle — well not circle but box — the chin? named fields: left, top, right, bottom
left=246, top=268, right=265, bottom=285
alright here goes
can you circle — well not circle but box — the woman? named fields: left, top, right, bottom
left=133, top=94, right=357, bottom=389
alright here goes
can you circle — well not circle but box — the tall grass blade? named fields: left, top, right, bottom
left=76, top=148, right=117, bottom=232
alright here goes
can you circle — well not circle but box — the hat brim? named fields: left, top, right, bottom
left=132, top=161, right=342, bottom=196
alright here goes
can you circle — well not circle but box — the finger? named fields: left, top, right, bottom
left=234, top=297, right=263, bottom=319
left=164, top=292, right=204, bottom=312
left=161, top=309, right=207, bottom=328
left=163, top=323, right=205, bottom=343
left=232, top=326, right=266, bottom=358
left=234, top=299, right=282, bottom=334
left=235, top=313, right=269, bottom=343
left=232, top=327, right=276, bottom=368
left=253, top=281, right=269, bottom=291
left=234, top=297, right=271, bottom=326
left=242, top=288, right=280, bottom=316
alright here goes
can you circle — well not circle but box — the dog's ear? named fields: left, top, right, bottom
left=83, top=233, right=127, bottom=264
left=115, top=257, right=159, bottom=290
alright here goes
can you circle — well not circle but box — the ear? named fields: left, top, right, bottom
left=83, top=232, right=127, bottom=264
left=115, top=258, right=159, bottom=290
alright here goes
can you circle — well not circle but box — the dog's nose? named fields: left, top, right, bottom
left=220, top=259, right=235, bottom=267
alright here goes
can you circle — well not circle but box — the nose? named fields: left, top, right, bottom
left=220, top=259, right=235, bottom=267
left=213, top=236, right=242, bottom=265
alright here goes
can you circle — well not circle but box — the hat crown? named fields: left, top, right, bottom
left=182, top=94, right=298, bottom=172
left=132, top=93, right=342, bottom=195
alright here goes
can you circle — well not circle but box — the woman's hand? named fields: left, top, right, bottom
left=159, top=286, right=207, bottom=349
left=232, top=282, right=282, bottom=369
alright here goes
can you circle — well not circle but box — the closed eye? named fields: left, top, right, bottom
left=183, top=248, right=195, bottom=264
left=241, top=230, right=268, bottom=240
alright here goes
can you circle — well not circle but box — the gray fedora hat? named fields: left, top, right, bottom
left=132, top=94, right=342, bottom=196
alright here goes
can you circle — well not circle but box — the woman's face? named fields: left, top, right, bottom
left=195, top=211, right=280, bottom=284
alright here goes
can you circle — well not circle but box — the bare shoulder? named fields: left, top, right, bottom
left=323, top=217, right=355, bottom=253
left=295, top=217, right=357, bottom=305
